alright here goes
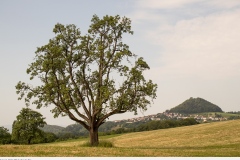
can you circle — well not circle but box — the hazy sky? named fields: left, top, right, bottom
left=1, top=0, right=240, bottom=127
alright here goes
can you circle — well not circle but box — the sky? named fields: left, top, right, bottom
left=1, top=0, right=240, bottom=128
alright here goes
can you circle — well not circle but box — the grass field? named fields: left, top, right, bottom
left=0, top=119, right=240, bottom=157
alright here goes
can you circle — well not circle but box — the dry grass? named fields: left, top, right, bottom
left=112, top=120, right=240, bottom=148
left=0, top=120, right=240, bottom=157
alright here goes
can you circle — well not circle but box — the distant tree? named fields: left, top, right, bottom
left=15, top=14, right=157, bottom=146
left=180, top=118, right=199, bottom=126
left=43, top=132, right=58, bottom=143
left=215, top=113, right=222, bottom=118
left=113, top=127, right=126, bottom=134
left=228, top=116, right=240, bottom=120
left=136, top=118, right=199, bottom=132
left=0, top=126, right=11, bottom=144
left=57, top=132, right=75, bottom=140
left=12, top=108, right=46, bottom=144
left=99, top=121, right=117, bottom=132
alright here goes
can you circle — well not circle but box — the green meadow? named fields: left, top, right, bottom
left=1, top=119, right=240, bottom=157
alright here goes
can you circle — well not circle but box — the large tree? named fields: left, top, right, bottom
left=16, top=15, right=157, bottom=146
left=12, top=108, right=46, bottom=144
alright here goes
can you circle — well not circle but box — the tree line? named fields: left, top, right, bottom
left=100, top=118, right=199, bottom=135
left=41, top=118, right=199, bottom=139
left=0, top=107, right=199, bottom=144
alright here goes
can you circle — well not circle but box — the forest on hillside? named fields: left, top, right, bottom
left=39, top=118, right=199, bottom=140
left=169, top=97, right=223, bottom=114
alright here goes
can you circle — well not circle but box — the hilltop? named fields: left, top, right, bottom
left=169, top=97, right=223, bottom=114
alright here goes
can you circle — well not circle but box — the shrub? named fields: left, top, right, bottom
left=0, top=127, right=11, bottom=144
left=81, top=140, right=114, bottom=148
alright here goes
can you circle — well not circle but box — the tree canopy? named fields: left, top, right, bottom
left=0, top=126, right=11, bottom=144
left=15, top=14, right=157, bottom=146
left=12, top=108, right=47, bottom=144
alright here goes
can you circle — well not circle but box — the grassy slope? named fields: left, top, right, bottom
left=1, top=120, right=240, bottom=157
left=195, top=112, right=240, bottom=118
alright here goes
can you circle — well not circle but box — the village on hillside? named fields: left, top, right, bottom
left=114, top=112, right=229, bottom=124
left=112, top=97, right=240, bottom=124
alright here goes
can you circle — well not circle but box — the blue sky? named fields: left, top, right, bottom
left=1, top=0, right=240, bottom=127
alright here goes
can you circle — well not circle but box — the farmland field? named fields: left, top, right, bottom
left=0, top=119, right=240, bottom=157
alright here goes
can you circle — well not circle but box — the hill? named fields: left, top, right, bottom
left=39, top=121, right=145, bottom=137
left=169, top=97, right=223, bottom=114
left=111, top=119, right=240, bottom=156
left=40, top=125, right=64, bottom=135
left=1, top=119, right=240, bottom=156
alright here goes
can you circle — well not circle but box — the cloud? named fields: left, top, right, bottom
left=137, top=0, right=240, bottom=10
left=150, top=9, right=240, bottom=79
left=137, top=0, right=199, bottom=9
left=206, top=0, right=240, bottom=9
left=130, top=0, right=240, bottom=25
left=130, top=1, right=240, bottom=80
left=128, top=10, right=165, bottom=24
left=115, top=0, right=240, bottom=115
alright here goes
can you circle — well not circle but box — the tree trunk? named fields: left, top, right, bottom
left=89, top=127, right=99, bottom=146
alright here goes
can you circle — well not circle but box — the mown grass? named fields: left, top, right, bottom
left=0, top=119, right=240, bottom=157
